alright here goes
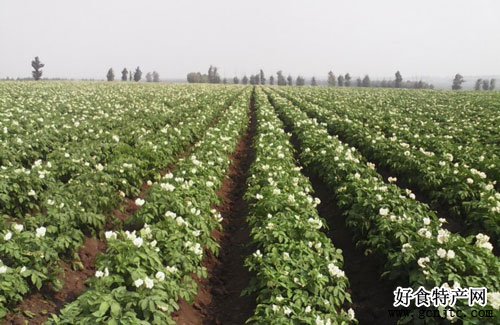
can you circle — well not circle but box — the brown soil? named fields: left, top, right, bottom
left=280, top=119, right=400, bottom=325
left=4, top=143, right=197, bottom=324
left=2, top=238, right=105, bottom=325
left=3, top=102, right=233, bottom=324
left=285, top=96, right=470, bottom=239
left=173, top=90, right=257, bottom=325
left=304, top=170, right=399, bottom=325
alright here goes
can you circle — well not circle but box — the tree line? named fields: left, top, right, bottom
left=326, top=70, right=434, bottom=89
left=28, top=57, right=161, bottom=83
left=187, top=67, right=434, bottom=89
left=473, top=78, right=496, bottom=91
left=452, top=74, right=496, bottom=91
left=20, top=57, right=499, bottom=91
left=106, top=67, right=160, bottom=82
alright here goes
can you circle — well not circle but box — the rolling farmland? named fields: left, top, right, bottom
left=0, top=82, right=499, bottom=324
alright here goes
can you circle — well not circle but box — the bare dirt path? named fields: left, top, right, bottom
left=174, top=90, right=257, bottom=325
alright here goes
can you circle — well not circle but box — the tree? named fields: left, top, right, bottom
left=344, top=73, right=351, bottom=87
left=395, top=71, right=403, bottom=88
left=259, top=69, right=266, bottom=85
left=213, top=67, right=221, bottom=83
left=327, top=71, right=336, bottom=86
left=233, top=76, right=239, bottom=84
left=242, top=75, right=249, bottom=85
left=475, top=79, right=482, bottom=91
left=287, top=75, right=293, bottom=86
left=452, top=74, right=464, bottom=90
left=187, top=72, right=204, bottom=83
left=356, top=78, right=362, bottom=87
left=208, top=65, right=221, bottom=83
left=296, top=76, right=305, bottom=86
left=129, top=71, right=132, bottom=81
left=31, top=56, right=44, bottom=81
left=490, top=79, right=496, bottom=91
left=269, top=75, right=274, bottom=85
left=277, top=71, right=287, bottom=86
left=223, top=78, right=228, bottom=84
left=145, top=72, right=153, bottom=82
left=482, top=79, right=490, bottom=91
left=337, top=75, right=344, bottom=87
left=121, top=68, right=128, bottom=81
left=255, top=74, right=261, bottom=85
left=106, top=68, right=115, bottom=81
left=133, top=67, right=142, bottom=82
left=311, top=77, right=317, bottom=86
left=152, top=71, right=160, bottom=82
left=362, top=75, right=371, bottom=87
left=208, top=66, right=214, bottom=83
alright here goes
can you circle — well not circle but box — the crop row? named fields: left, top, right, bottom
left=274, top=88, right=500, bottom=244
left=0, top=86, right=241, bottom=319
left=1, top=85, right=236, bottom=218
left=284, top=87, right=499, bottom=183
left=49, top=89, right=251, bottom=324
left=267, top=89, right=499, bottom=323
left=0, top=84, right=212, bottom=167
left=242, top=88, right=355, bottom=324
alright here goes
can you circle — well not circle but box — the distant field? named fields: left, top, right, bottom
left=0, top=82, right=498, bottom=324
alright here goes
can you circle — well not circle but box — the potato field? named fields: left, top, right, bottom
left=0, top=83, right=498, bottom=325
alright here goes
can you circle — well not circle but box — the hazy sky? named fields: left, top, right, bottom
left=1, top=0, right=499, bottom=80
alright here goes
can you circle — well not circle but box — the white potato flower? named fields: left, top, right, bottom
left=379, top=208, right=389, bottom=216
left=253, top=250, right=263, bottom=259
left=347, top=308, right=356, bottom=320
left=446, top=250, right=455, bottom=260
left=155, top=271, right=165, bottom=281
left=4, top=231, right=12, bottom=241
left=36, top=226, right=47, bottom=238
left=327, top=263, right=345, bottom=278
left=437, top=229, right=450, bottom=244
left=417, top=257, right=430, bottom=268
left=487, top=292, right=500, bottom=310
left=437, top=248, right=447, bottom=259
left=144, top=277, right=154, bottom=289
left=401, top=243, right=412, bottom=253
left=133, top=237, right=143, bottom=247
left=134, top=279, right=144, bottom=288
left=105, top=231, right=117, bottom=240
left=161, top=183, right=175, bottom=191
left=165, top=265, right=178, bottom=274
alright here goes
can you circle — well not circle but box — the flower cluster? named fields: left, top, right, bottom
left=244, top=89, right=356, bottom=324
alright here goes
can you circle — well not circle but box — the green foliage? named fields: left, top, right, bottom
left=0, top=83, right=244, bottom=318
left=268, top=88, right=500, bottom=323
left=48, top=87, right=251, bottom=324
left=242, top=88, right=357, bottom=324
